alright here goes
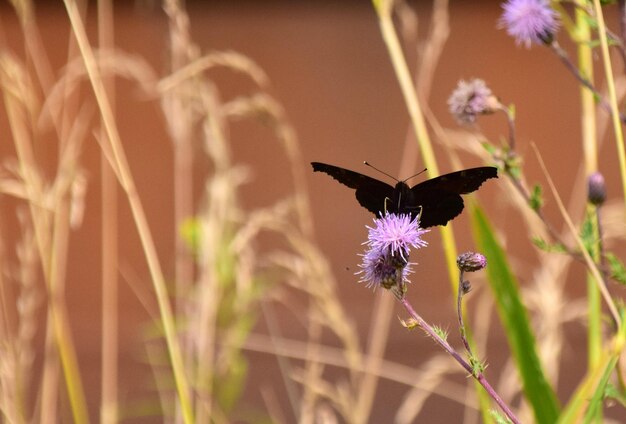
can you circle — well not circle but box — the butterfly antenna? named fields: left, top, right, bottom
left=404, top=168, right=428, bottom=183
left=363, top=161, right=399, bottom=182
left=364, top=161, right=427, bottom=183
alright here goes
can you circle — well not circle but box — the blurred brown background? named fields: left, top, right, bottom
left=1, top=1, right=624, bottom=422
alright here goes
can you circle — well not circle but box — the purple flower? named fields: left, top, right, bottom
left=366, top=213, right=429, bottom=261
left=499, top=0, right=559, bottom=48
left=357, top=213, right=429, bottom=290
left=358, top=246, right=413, bottom=289
left=447, top=79, right=498, bottom=124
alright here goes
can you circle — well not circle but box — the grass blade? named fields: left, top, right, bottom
left=557, top=312, right=626, bottom=424
left=471, top=206, right=560, bottom=423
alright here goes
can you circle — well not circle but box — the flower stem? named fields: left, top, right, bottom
left=456, top=271, right=473, bottom=356
left=591, top=0, right=626, bottom=225
left=549, top=41, right=626, bottom=124
left=398, top=297, right=520, bottom=424
left=501, top=105, right=516, bottom=152
left=497, top=106, right=569, bottom=248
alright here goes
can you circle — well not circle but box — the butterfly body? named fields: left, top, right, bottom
left=311, top=162, right=497, bottom=228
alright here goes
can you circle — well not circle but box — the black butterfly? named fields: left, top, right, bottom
left=311, top=162, right=497, bottom=228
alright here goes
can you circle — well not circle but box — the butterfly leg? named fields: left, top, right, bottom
left=403, top=205, right=423, bottom=223
left=383, top=197, right=390, bottom=215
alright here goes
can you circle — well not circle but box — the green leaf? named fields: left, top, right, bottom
left=469, top=356, right=486, bottom=376
left=606, top=253, right=626, bottom=285
left=482, top=141, right=497, bottom=156
left=506, top=162, right=522, bottom=180
left=604, top=383, right=626, bottom=407
left=500, top=151, right=521, bottom=180
left=471, top=206, right=560, bottom=423
left=490, top=410, right=513, bottom=424
left=179, top=217, right=201, bottom=255
left=557, top=311, right=626, bottom=423
left=581, top=359, right=613, bottom=423
left=432, top=324, right=449, bottom=341
left=529, top=184, right=543, bottom=212
left=216, top=353, right=248, bottom=413
left=507, top=103, right=516, bottom=120
left=579, top=213, right=596, bottom=257
left=531, top=237, right=568, bottom=254
left=583, top=14, right=598, bottom=31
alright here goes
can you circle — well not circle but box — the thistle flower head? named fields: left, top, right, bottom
left=448, top=79, right=498, bottom=124
left=499, top=0, right=559, bottom=48
left=358, top=247, right=413, bottom=289
left=366, top=213, right=429, bottom=262
left=357, top=213, right=429, bottom=290
left=457, top=252, right=487, bottom=272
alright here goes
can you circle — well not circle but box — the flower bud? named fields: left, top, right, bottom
left=461, top=280, right=472, bottom=294
left=457, top=252, right=487, bottom=272
left=587, top=172, right=606, bottom=206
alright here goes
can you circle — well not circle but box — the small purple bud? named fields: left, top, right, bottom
left=587, top=172, right=606, bottom=206
left=461, top=280, right=472, bottom=294
left=457, top=252, right=487, bottom=272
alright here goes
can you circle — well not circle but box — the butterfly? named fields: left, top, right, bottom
left=311, top=162, right=497, bottom=228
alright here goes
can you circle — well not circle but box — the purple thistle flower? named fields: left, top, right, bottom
left=447, top=79, right=499, bottom=124
left=358, top=246, right=413, bottom=289
left=365, top=213, right=429, bottom=261
left=357, top=213, right=428, bottom=290
left=499, top=0, right=559, bottom=48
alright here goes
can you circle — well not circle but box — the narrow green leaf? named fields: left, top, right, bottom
left=604, top=383, right=626, bottom=407
left=582, top=358, right=614, bottom=423
left=579, top=213, right=596, bottom=257
left=490, top=410, right=513, bottom=424
left=606, top=253, right=626, bottom=285
left=557, top=312, right=626, bottom=423
left=481, top=141, right=497, bottom=156
left=500, top=153, right=521, bottom=180
left=507, top=103, right=516, bottom=119
left=216, top=354, right=248, bottom=413
left=179, top=216, right=201, bottom=255
left=531, top=236, right=568, bottom=254
left=471, top=206, right=560, bottom=423
left=529, top=184, right=543, bottom=211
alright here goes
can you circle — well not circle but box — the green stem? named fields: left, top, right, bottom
left=576, top=4, right=602, bottom=423
left=592, top=0, right=626, bottom=213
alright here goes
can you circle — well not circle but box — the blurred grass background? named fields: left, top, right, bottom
left=0, top=1, right=625, bottom=422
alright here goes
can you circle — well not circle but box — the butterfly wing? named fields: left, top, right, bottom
left=413, top=167, right=498, bottom=194
left=312, top=163, right=497, bottom=227
left=407, top=167, right=497, bottom=228
left=311, top=162, right=395, bottom=216
left=404, top=189, right=464, bottom=227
